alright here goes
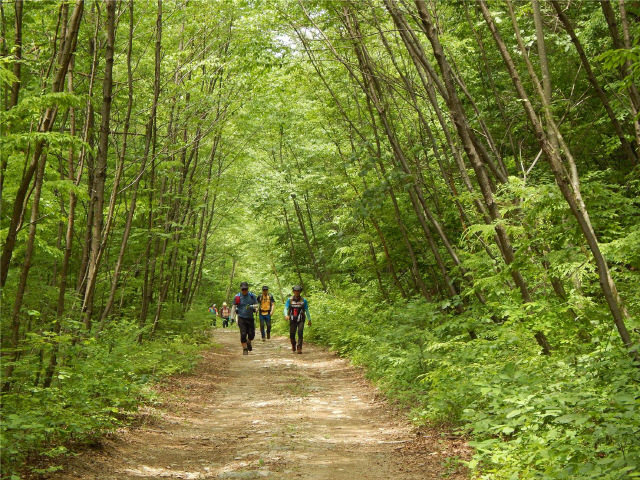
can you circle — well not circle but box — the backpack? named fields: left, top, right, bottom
left=288, top=296, right=306, bottom=322
left=258, top=294, right=274, bottom=314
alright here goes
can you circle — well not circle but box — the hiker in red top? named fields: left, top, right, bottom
left=220, top=302, right=231, bottom=328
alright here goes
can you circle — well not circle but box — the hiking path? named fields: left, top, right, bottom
left=54, top=328, right=469, bottom=479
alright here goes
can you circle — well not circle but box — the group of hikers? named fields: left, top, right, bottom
left=208, top=283, right=311, bottom=355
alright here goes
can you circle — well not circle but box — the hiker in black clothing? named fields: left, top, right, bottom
left=257, top=286, right=275, bottom=341
left=234, top=281, right=258, bottom=355
left=284, top=285, right=311, bottom=354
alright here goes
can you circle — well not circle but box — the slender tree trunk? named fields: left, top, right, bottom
left=291, top=194, right=328, bottom=290
left=225, top=256, right=237, bottom=302
left=0, top=0, right=84, bottom=288
left=271, top=259, right=285, bottom=304
left=9, top=0, right=23, bottom=108
left=1, top=1, right=8, bottom=111
left=619, top=0, right=640, bottom=147
left=282, top=203, right=304, bottom=287
left=406, top=0, right=551, bottom=354
left=369, top=241, right=389, bottom=301
left=549, top=1, right=636, bottom=165
left=81, top=0, right=116, bottom=330
left=370, top=217, right=407, bottom=298
left=44, top=61, right=78, bottom=389
left=600, top=0, right=640, bottom=124
left=480, top=0, right=635, bottom=359
left=99, top=0, right=161, bottom=326
left=2, top=151, right=47, bottom=392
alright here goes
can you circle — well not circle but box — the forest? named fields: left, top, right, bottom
left=1, top=0, right=639, bottom=478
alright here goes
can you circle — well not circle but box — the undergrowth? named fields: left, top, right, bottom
left=0, top=307, right=213, bottom=479
left=277, top=291, right=640, bottom=480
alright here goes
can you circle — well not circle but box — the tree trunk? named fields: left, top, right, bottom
left=225, top=256, right=237, bottom=302
left=44, top=60, right=78, bottom=389
left=408, top=0, right=551, bottom=354
left=282, top=202, right=304, bottom=287
left=99, top=0, right=161, bottom=326
left=480, top=0, right=636, bottom=359
left=550, top=1, right=637, bottom=165
left=81, top=0, right=116, bottom=330
left=0, top=0, right=84, bottom=288
left=291, top=194, right=328, bottom=291
left=619, top=0, right=640, bottom=147
left=2, top=150, right=47, bottom=392
left=9, top=0, right=23, bottom=108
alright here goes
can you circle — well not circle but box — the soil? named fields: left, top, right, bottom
left=52, top=328, right=470, bottom=479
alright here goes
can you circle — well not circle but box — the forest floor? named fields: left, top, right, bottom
left=52, top=328, right=470, bottom=479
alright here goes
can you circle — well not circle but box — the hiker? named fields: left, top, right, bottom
left=220, top=302, right=231, bottom=328
left=257, top=286, right=275, bottom=341
left=234, top=281, right=258, bottom=355
left=284, top=285, right=311, bottom=354
left=208, top=303, right=218, bottom=327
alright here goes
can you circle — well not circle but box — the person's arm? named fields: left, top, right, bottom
left=270, top=294, right=275, bottom=315
left=304, top=299, right=311, bottom=323
left=234, top=295, right=241, bottom=317
left=284, top=298, right=290, bottom=319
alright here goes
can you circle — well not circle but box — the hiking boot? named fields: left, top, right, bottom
left=297, top=346, right=302, bottom=355
left=243, top=348, right=248, bottom=356
left=267, top=333, right=270, bottom=339
left=262, top=337, right=266, bottom=342
left=247, top=341, right=253, bottom=352
left=291, top=343, right=296, bottom=352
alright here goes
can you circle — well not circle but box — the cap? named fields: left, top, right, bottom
left=262, top=285, right=269, bottom=290
left=222, top=302, right=227, bottom=306
left=292, top=285, right=302, bottom=292
left=240, top=281, right=249, bottom=289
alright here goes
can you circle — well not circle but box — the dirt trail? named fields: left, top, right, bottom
left=55, top=329, right=469, bottom=479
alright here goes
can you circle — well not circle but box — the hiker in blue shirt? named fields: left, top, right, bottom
left=208, top=303, right=218, bottom=327
left=284, top=285, right=311, bottom=354
left=234, top=281, right=258, bottom=355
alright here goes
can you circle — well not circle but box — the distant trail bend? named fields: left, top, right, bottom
left=54, top=329, right=469, bottom=479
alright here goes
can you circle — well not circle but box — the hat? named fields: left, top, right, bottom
left=240, top=281, right=249, bottom=289
left=222, top=302, right=227, bottom=306
left=292, top=285, right=302, bottom=292
left=262, top=285, right=269, bottom=290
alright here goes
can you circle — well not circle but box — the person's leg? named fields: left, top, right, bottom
left=265, top=315, right=271, bottom=339
left=297, top=321, right=305, bottom=352
left=238, top=317, right=248, bottom=354
left=259, top=314, right=266, bottom=339
left=247, top=317, right=255, bottom=350
left=289, top=320, right=297, bottom=352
